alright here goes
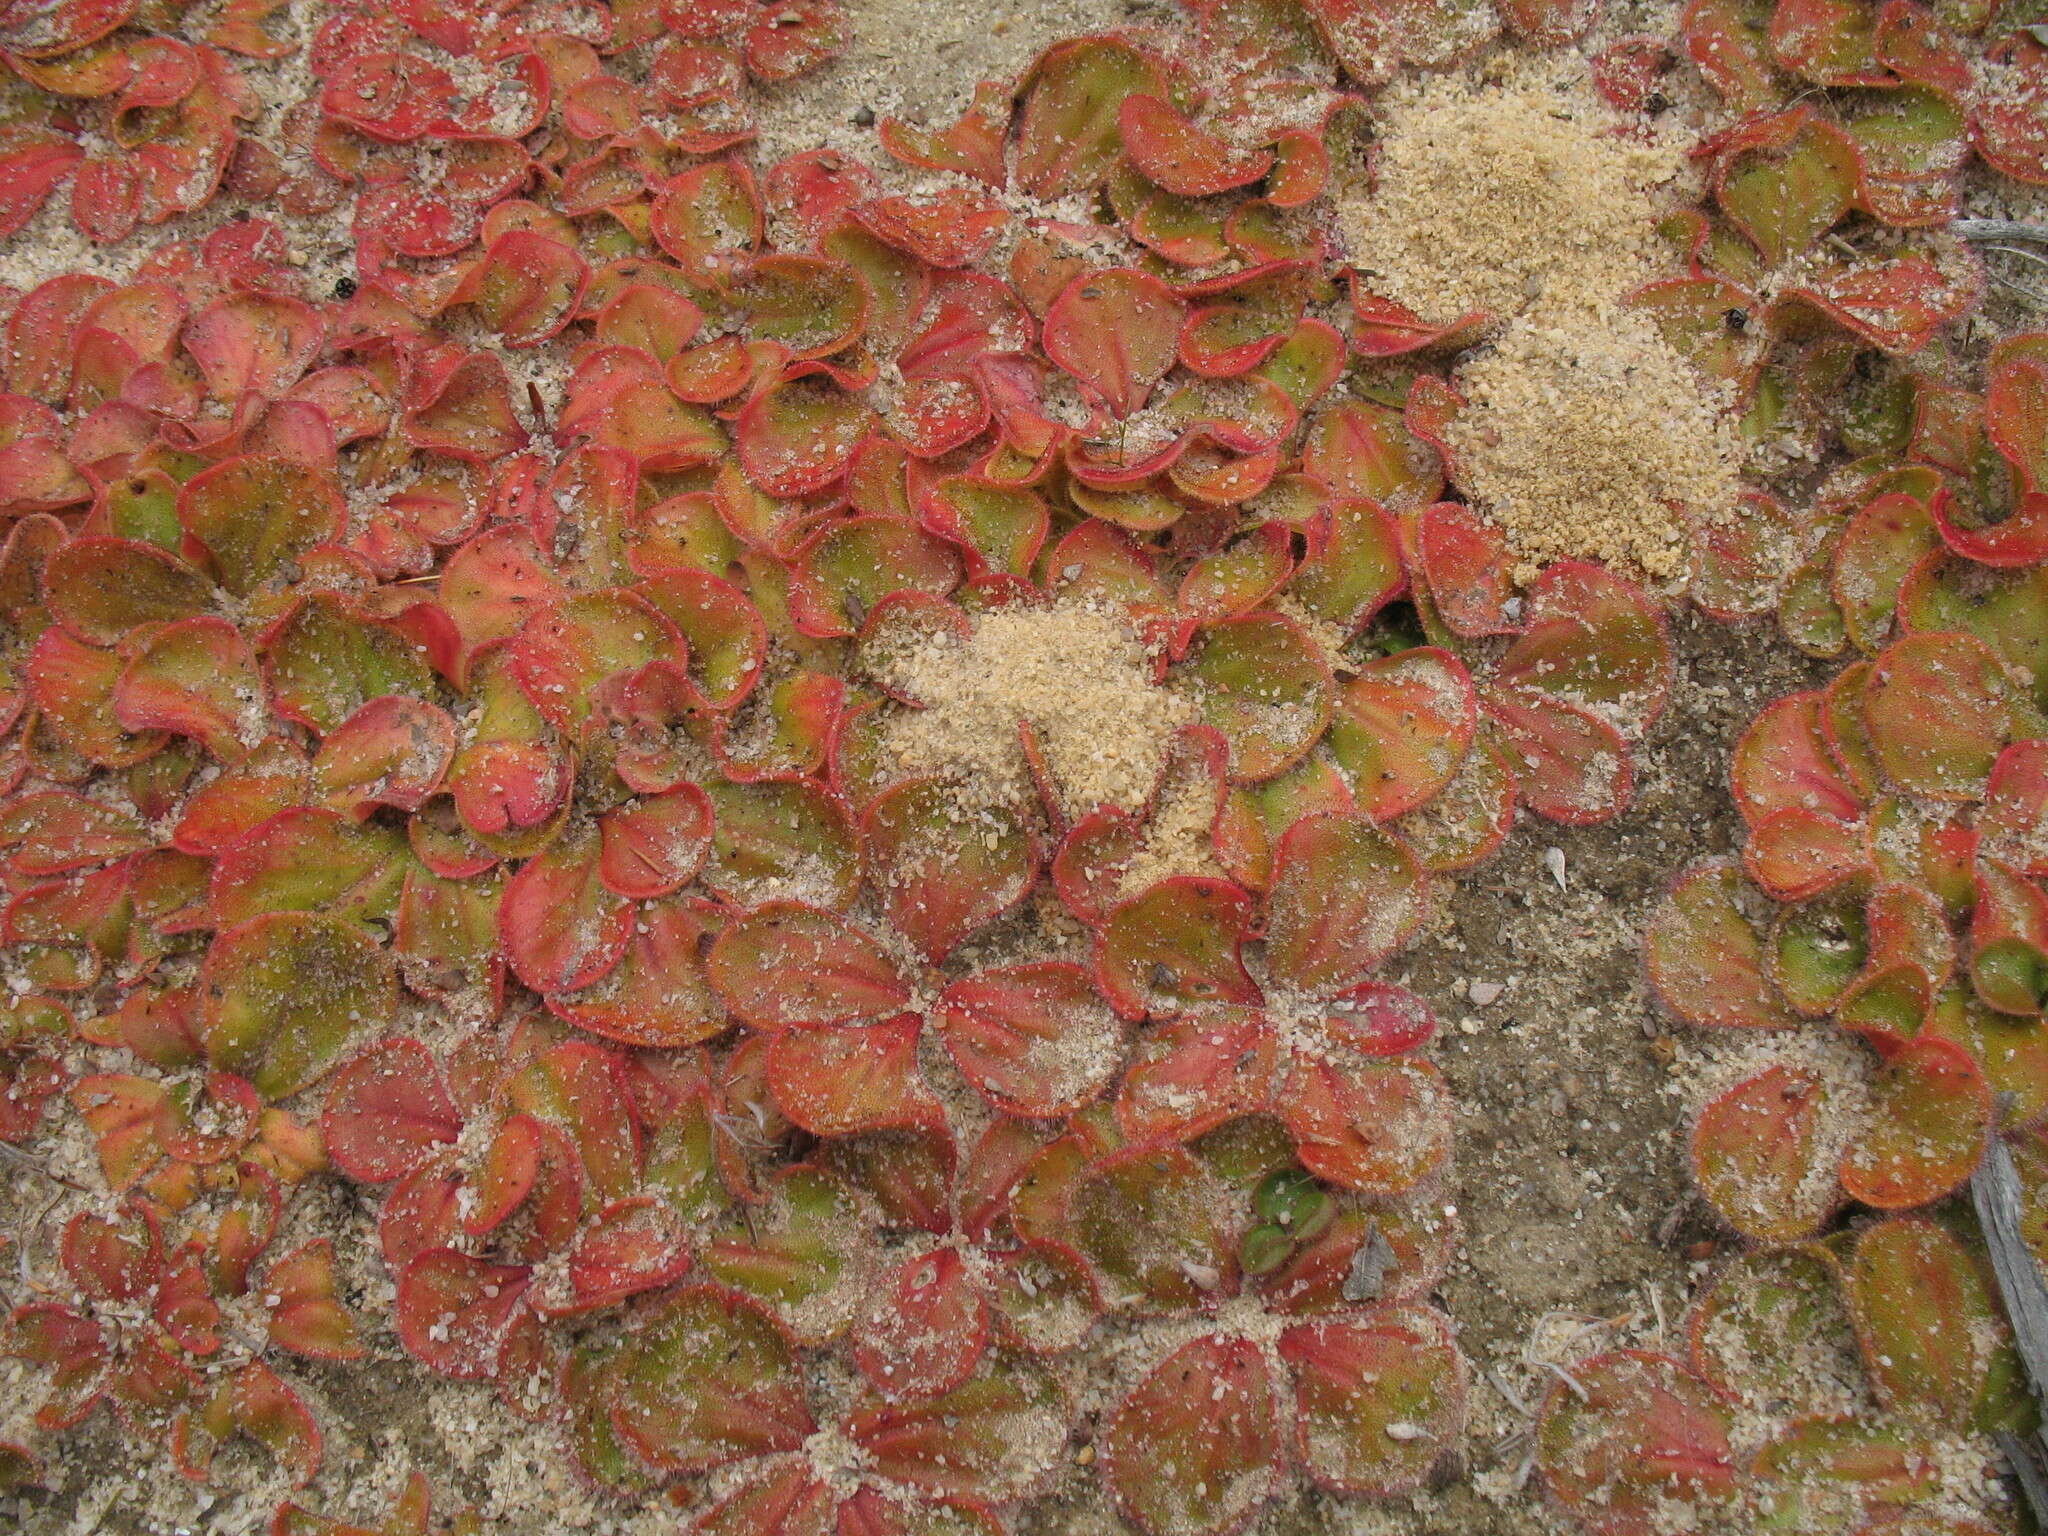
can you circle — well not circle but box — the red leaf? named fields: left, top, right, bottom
left=936, top=962, right=1125, bottom=1117
left=1095, top=876, right=1259, bottom=1019
left=1042, top=269, right=1187, bottom=420
left=1118, top=94, right=1275, bottom=196
left=766, top=1015, right=941, bottom=1135
left=707, top=902, right=908, bottom=1030
left=1265, top=812, right=1427, bottom=997
left=498, top=821, right=633, bottom=994
left=397, top=1249, right=532, bottom=1380
left=1104, top=1333, right=1281, bottom=1536
left=318, top=1038, right=458, bottom=1183
left=852, top=1246, right=990, bottom=1401
left=1534, top=1352, right=1737, bottom=1536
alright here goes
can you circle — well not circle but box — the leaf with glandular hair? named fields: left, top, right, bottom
left=1533, top=1352, right=1737, bottom=1536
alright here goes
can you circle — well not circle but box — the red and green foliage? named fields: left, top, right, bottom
left=0, top=0, right=2042, bottom=1527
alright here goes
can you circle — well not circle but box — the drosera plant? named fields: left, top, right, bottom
left=1560, top=326, right=2048, bottom=1528
left=0, top=0, right=2043, bottom=1528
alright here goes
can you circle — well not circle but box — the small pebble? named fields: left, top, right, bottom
left=1468, top=979, right=1505, bottom=1006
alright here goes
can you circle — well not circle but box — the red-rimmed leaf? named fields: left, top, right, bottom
left=1732, top=690, right=1864, bottom=829
left=1014, top=37, right=1167, bottom=200
left=1303, top=0, right=1502, bottom=81
left=1417, top=501, right=1517, bottom=637
left=311, top=696, right=455, bottom=817
left=0, top=792, right=150, bottom=877
left=1686, top=1246, right=1860, bottom=1418
left=1690, top=1062, right=1837, bottom=1242
left=62, top=1205, right=160, bottom=1301
left=1970, top=859, right=2048, bottom=1016
left=708, top=901, right=908, bottom=1030
left=503, top=588, right=676, bottom=733
left=266, top=1240, right=362, bottom=1361
left=1303, top=400, right=1442, bottom=511
left=865, top=778, right=1037, bottom=964
left=499, top=820, right=633, bottom=995
left=1282, top=1306, right=1465, bottom=1495
left=736, top=375, right=874, bottom=498
left=634, top=569, right=768, bottom=712
left=851, top=1246, right=989, bottom=1401
left=788, top=515, right=962, bottom=639
left=1483, top=686, right=1631, bottom=825
left=561, top=1197, right=692, bottom=1316
left=936, top=961, right=1125, bottom=1118
left=1838, top=1036, right=1987, bottom=1208
left=1103, top=1333, right=1281, bottom=1536
left=1982, top=741, right=2048, bottom=879
left=202, top=1360, right=321, bottom=1488
left=1645, top=860, right=1802, bottom=1030
left=1063, top=1143, right=1235, bottom=1311
left=1715, top=110, right=1858, bottom=267
left=1864, top=631, right=2010, bottom=802
left=1116, top=1005, right=1276, bottom=1145
left=184, top=292, right=322, bottom=402
left=701, top=777, right=862, bottom=910
left=1748, top=1415, right=1937, bottom=1528
left=741, top=0, right=846, bottom=80
left=1282, top=1053, right=1453, bottom=1195
left=397, top=1249, right=532, bottom=1380
left=210, top=808, right=406, bottom=926
left=318, top=1038, right=458, bottom=1183
left=1119, top=94, right=1275, bottom=196
left=43, top=536, right=213, bottom=646
left=854, top=187, right=1008, bottom=269
left=701, top=1162, right=877, bottom=1340
left=848, top=1349, right=1070, bottom=1501
left=991, top=1238, right=1100, bottom=1355
left=1288, top=496, right=1403, bottom=636
left=1327, top=649, right=1475, bottom=822
left=1845, top=1215, right=2002, bottom=1426
left=0, top=140, right=80, bottom=242
left=650, top=158, right=762, bottom=287
left=1176, top=523, right=1294, bottom=633
left=1533, top=1352, right=1737, bottom=1536
left=404, top=352, right=528, bottom=462
left=1347, top=288, right=1489, bottom=360
left=1182, top=611, right=1333, bottom=784
left=548, top=895, right=728, bottom=1050
left=1095, top=875, right=1259, bottom=1019
left=1042, top=268, right=1186, bottom=420
left=879, top=79, right=1009, bottom=186
left=264, top=592, right=437, bottom=735
left=1834, top=490, right=1938, bottom=654
left=178, top=456, right=343, bottom=598
left=452, top=231, right=587, bottom=348
left=599, top=786, right=713, bottom=900
left=766, top=1015, right=941, bottom=1136
left=1495, top=562, right=1670, bottom=737
left=198, top=912, right=395, bottom=1099
left=113, top=615, right=260, bottom=760
left=1264, top=812, right=1426, bottom=997
left=1777, top=254, right=1981, bottom=356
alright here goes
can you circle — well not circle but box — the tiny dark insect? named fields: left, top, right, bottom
left=333, top=276, right=357, bottom=299
left=1722, top=307, right=1749, bottom=332
left=1645, top=91, right=1670, bottom=115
